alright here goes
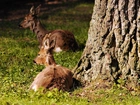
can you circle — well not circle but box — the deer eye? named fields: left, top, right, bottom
left=24, top=19, right=27, bottom=21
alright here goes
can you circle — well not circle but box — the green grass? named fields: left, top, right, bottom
left=0, top=1, right=140, bottom=105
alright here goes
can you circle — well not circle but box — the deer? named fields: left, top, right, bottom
left=30, top=35, right=73, bottom=91
left=19, top=5, right=79, bottom=52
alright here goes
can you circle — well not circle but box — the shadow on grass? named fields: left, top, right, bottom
left=0, top=0, right=94, bottom=21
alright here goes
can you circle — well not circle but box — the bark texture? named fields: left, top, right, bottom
left=73, top=0, right=140, bottom=89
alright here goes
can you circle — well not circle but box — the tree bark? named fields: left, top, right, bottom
left=73, top=0, right=140, bottom=90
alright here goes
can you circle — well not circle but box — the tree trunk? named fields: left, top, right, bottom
left=73, top=0, right=140, bottom=90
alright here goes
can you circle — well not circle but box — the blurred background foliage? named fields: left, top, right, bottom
left=0, top=0, right=93, bottom=21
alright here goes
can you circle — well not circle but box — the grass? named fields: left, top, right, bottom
left=0, top=1, right=140, bottom=105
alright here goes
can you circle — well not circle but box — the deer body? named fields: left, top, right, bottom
left=19, top=5, right=78, bottom=52
left=30, top=65, right=73, bottom=91
left=30, top=35, right=73, bottom=91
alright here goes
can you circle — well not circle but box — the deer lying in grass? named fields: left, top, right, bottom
left=19, top=5, right=78, bottom=52
left=30, top=35, right=73, bottom=91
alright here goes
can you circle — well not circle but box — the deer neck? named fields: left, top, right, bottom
left=46, top=54, right=57, bottom=66
left=30, top=19, right=48, bottom=45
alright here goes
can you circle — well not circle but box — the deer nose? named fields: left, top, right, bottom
left=18, top=24, right=22, bottom=28
left=33, top=60, right=36, bottom=64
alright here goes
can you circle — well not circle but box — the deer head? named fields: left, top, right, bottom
left=34, top=34, right=56, bottom=66
left=19, top=5, right=41, bottom=29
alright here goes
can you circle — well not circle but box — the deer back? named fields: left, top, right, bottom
left=47, top=30, right=79, bottom=52
left=30, top=65, right=73, bottom=91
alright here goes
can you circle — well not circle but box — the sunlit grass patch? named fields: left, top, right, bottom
left=0, top=89, right=92, bottom=105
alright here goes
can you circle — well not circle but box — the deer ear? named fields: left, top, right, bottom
left=35, top=4, right=41, bottom=15
left=44, top=38, right=50, bottom=50
left=30, top=6, right=35, bottom=15
left=50, top=37, right=56, bottom=49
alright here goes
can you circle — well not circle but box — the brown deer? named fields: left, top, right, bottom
left=19, top=5, right=78, bottom=52
left=30, top=35, right=73, bottom=91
